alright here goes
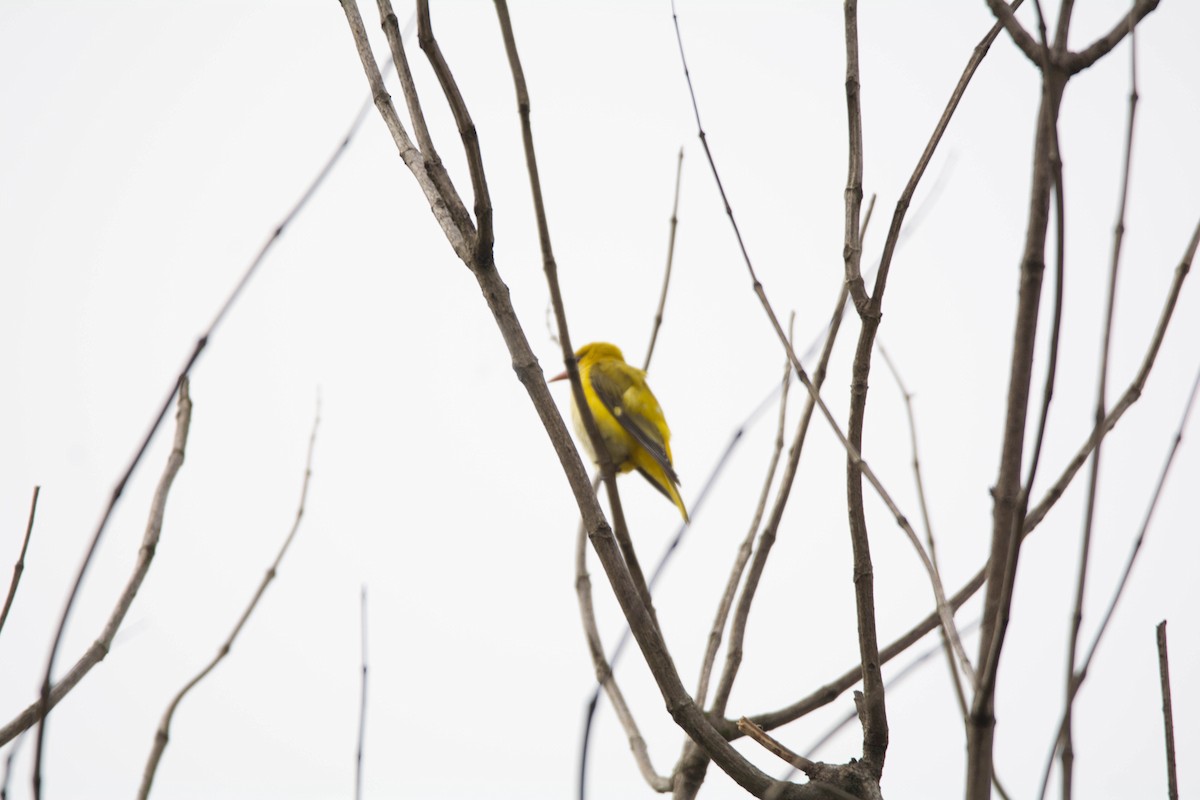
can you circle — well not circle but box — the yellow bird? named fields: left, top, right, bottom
left=551, top=342, right=688, bottom=522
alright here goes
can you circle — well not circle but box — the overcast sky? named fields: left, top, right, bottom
left=2, top=2, right=1198, bottom=799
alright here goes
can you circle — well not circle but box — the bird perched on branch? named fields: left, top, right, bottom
left=550, top=342, right=688, bottom=522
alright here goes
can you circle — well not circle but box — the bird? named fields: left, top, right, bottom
left=550, top=342, right=688, bottom=522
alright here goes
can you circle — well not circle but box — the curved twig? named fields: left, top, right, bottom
left=877, top=343, right=971, bottom=713
left=574, top=478, right=671, bottom=793
left=414, top=0, right=492, bottom=257
left=376, top=2, right=472, bottom=238
left=32, top=381, right=193, bottom=798
left=1157, top=622, right=1179, bottom=800
left=1057, top=25, right=1138, bottom=798
left=137, top=400, right=319, bottom=800
left=644, top=147, right=685, bottom=373
left=0, top=487, right=39, bottom=640
left=841, top=0, right=868, bottom=312
left=339, top=0, right=472, bottom=261
left=1064, top=0, right=1159, bottom=75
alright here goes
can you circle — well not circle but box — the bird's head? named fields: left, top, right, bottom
left=548, top=341, right=624, bottom=382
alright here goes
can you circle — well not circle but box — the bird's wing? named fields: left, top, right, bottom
left=589, top=361, right=680, bottom=485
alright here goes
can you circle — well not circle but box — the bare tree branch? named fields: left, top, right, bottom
left=375, top=1, right=472, bottom=238
left=871, top=0, right=1025, bottom=387
left=1059, top=26, right=1137, bottom=798
left=574, top=481, right=671, bottom=794
left=737, top=719, right=817, bottom=776
left=1023, top=217, right=1199, bottom=535
left=0, top=487, right=39, bottom=641
left=877, top=344, right=973, bottom=712
left=0, top=732, right=23, bottom=800
left=138, top=399, right=319, bottom=800
left=339, top=0, right=473, bottom=261
left=967, top=4, right=1073, bottom=783
left=840, top=2, right=891, bottom=765
left=1156, top=621, right=1179, bottom=800
left=414, top=0, right=493, bottom=259
left=985, top=0, right=1044, bottom=65
left=30, top=381, right=192, bottom=798
left=841, top=0, right=869, bottom=312
left=644, top=147, right=685, bottom=373
left=1064, top=0, right=1159, bottom=74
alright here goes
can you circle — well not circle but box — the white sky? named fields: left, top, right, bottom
left=2, top=2, right=1198, bottom=799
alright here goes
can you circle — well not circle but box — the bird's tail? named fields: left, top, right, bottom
left=635, top=461, right=689, bottom=523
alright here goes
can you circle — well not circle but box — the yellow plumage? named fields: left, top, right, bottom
left=551, top=342, right=688, bottom=522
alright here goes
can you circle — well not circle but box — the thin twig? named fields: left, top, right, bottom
left=356, top=584, right=368, bottom=800
left=644, top=147, right=685, bottom=373
left=1018, top=0, right=1065, bottom=541
left=741, top=720, right=866, bottom=800
left=877, top=343, right=971, bottom=714
left=1059, top=24, right=1137, bottom=799
left=873, top=0, right=1025, bottom=335
left=376, top=2, right=472, bottom=238
left=137, top=401, right=320, bottom=800
left=967, top=1, right=1073, bottom=784
left=737, top=719, right=816, bottom=775
left=841, top=0, right=868, bottom=313
left=1156, top=621, right=1179, bottom=800
left=574, top=479, right=671, bottom=793
left=984, top=0, right=1043, bottom=65
left=0, top=487, right=39, bottom=640
left=30, top=380, right=192, bottom=798
left=339, top=0, right=473, bottom=261
left=0, top=732, right=24, bottom=800
left=414, top=0, right=493, bottom=258
left=1064, top=0, right=1159, bottom=75
left=1035, top=361, right=1200, bottom=800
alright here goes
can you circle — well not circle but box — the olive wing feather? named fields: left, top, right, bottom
left=589, top=361, right=680, bottom=486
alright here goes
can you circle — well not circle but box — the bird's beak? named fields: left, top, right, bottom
left=548, top=370, right=568, bottom=383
